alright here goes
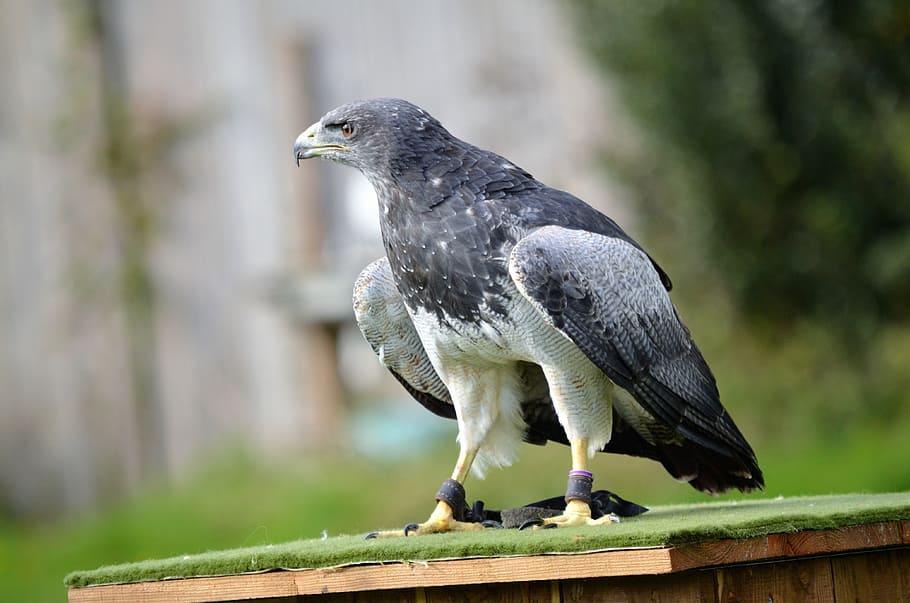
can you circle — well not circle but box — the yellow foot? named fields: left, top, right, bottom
left=519, top=499, right=621, bottom=530
left=364, top=520, right=485, bottom=539
left=364, top=500, right=494, bottom=539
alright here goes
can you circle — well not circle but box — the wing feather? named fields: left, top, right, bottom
left=509, top=226, right=762, bottom=490
left=353, top=257, right=454, bottom=419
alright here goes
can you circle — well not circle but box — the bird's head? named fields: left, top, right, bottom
left=293, top=98, right=448, bottom=178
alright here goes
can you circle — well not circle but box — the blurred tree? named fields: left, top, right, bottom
left=571, top=1, right=910, bottom=341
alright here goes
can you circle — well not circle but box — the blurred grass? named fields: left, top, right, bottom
left=5, top=399, right=910, bottom=601
left=4, top=316, right=910, bottom=602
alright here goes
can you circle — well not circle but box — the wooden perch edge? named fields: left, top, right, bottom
left=68, top=520, right=910, bottom=603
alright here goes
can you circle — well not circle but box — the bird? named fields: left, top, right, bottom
left=293, top=98, right=763, bottom=535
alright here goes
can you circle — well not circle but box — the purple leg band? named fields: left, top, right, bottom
left=565, top=470, right=594, bottom=505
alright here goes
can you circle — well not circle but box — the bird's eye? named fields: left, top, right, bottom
left=341, top=122, right=355, bottom=138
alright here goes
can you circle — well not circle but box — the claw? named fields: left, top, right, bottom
left=518, top=518, right=544, bottom=531
left=524, top=500, right=622, bottom=529
left=403, top=522, right=420, bottom=536
left=481, top=519, right=503, bottom=529
left=364, top=531, right=379, bottom=540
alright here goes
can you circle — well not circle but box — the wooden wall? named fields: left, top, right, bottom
left=0, top=0, right=625, bottom=518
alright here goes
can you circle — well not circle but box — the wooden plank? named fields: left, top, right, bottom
left=715, top=557, right=835, bottom=603
left=353, top=588, right=414, bottom=603
left=424, top=580, right=553, bottom=602
left=668, top=534, right=771, bottom=570
left=669, top=520, right=905, bottom=572
left=307, top=595, right=353, bottom=603
left=776, top=520, right=902, bottom=557
left=831, top=549, right=910, bottom=602
left=67, top=549, right=672, bottom=603
left=68, top=522, right=910, bottom=602
left=68, top=572, right=299, bottom=603
left=293, top=548, right=673, bottom=596
left=561, top=571, right=716, bottom=603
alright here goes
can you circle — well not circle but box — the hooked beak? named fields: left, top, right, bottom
left=293, top=121, right=348, bottom=166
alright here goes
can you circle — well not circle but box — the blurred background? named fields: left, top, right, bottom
left=2, top=1, right=909, bottom=600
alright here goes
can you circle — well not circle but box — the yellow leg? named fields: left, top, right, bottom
left=535, top=438, right=619, bottom=529
left=451, top=446, right=476, bottom=483
left=404, top=446, right=484, bottom=535
left=571, top=438, right=588, bottom=474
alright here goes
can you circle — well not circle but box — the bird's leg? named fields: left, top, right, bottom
left=365, top=365, right=521, bottom=538
left=409, top=447, right=484, bottom=534
left=524, top=438, right=620, bottom=529
left=365, top=446, right=490, bottom=538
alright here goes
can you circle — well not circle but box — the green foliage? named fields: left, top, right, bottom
left=571, top=0, right=910, bottom=338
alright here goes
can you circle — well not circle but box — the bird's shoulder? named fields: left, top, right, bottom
left=494, top=183, right=674, bottom=292
left=446, top=146, right=658, bottom=253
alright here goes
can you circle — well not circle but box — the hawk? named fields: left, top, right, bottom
left=294, top=99, right=763, bottom=535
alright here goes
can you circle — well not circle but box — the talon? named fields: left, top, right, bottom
left=404, top=522, right=420, bottom=536
left=481, top=519, right=503, bottom=529
left=518, top=518, right=544, bottom=530
left=528, top=499, right=619, bottom=529
left=364, top=531, right=379, bottom=540
left=368, top=483, right=485, bottom=537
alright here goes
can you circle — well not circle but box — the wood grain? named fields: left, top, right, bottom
left=561, top=571, right=716, bottom=603
left=715, top=557, right=835, bottom=603
left=669, top=520, right=905, bottom=571
left=351, top=588, right=414, bottom=603
left=293, top=548, right=673, bottom=596
left=777, top=521, right=902, bottom=557
left=831, top=549, right=910, bottom=602
left=68, top=572, right=299, bottom=603
left=67, top=549, right=673, bottom=603
left=68, top=522, right=910, bottom=603
left=423, top=580, right=554, bottom=603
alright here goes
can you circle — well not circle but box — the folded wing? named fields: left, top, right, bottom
left=508, top=226, right=763, bottom=493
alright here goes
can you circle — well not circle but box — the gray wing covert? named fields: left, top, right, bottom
left=353, top=257, right=455, bottom=419
left=508, top=226, right=761, bottom=477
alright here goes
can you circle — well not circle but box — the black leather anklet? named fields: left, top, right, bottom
left=435, top=479, right=467, bottom=521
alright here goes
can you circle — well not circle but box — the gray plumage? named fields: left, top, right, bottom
left=296, top=98, right=763, bottom=494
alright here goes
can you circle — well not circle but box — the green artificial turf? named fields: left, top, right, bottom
left=65, top=492, right=910, bottom=588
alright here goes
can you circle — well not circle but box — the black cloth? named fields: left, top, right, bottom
left=463, top=490, right=648, bottom=529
